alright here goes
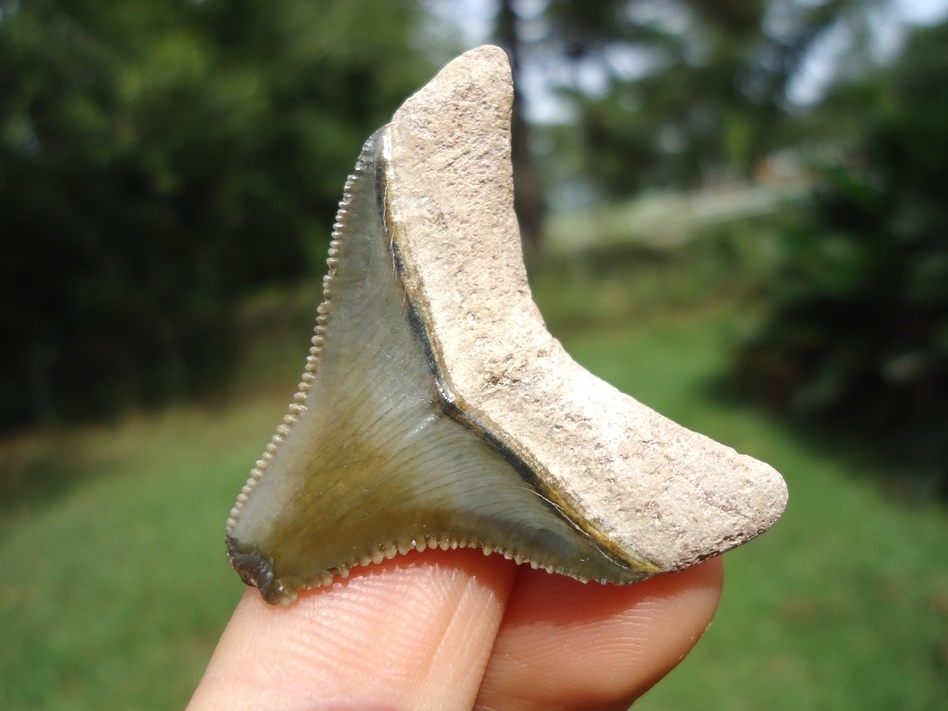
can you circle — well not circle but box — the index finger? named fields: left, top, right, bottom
left=187, top=548, right=517, bottom=711
left=188, top=552, right=723, bottom=711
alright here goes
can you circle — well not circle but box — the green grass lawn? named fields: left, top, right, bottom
left=1, top=231, right=946, bottom=709
left=563, top=316, right=948, bottom=711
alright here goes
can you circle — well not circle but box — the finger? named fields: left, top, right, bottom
left=188, top=548, right=519, bottom=711
left=475, top=557, right=724, bottom=711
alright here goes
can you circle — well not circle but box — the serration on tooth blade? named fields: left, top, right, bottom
left=225, top=46, right=788, bottom=605
left=226, top=129, right=654, bottom=605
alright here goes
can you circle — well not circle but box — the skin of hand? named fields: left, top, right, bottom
left=188, top=548, right=723, bottom=711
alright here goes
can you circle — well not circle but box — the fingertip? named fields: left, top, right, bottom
left=189, top=549, right=518, bottom=710
left=476, top=558, right=724, bottom=710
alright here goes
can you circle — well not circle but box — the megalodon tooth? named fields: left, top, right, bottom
left=226, top=46, right=788, bottom=605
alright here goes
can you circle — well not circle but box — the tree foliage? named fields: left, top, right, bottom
left=0, top=0, right=430, bottom=429
left=733, top=20, right=948, bottom=492
left=525, top=0, right=870, bottom=196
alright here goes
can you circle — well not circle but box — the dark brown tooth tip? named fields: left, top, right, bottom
left=226, top=46, right=787, bottom=605
left=226, top=538, right=275, bottom=599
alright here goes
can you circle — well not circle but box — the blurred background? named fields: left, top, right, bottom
left=1, top=1, right=946, bottom=708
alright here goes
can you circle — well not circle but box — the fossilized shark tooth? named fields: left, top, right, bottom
left=226, top=46, right=788, bottom=605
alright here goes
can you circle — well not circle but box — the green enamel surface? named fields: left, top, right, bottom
left=228, top=132, right=651, bottom=603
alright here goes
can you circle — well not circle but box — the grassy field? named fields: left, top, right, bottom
left=1, top=220, right=946, bottom=709
left=566, top=316, right=948, bottom=711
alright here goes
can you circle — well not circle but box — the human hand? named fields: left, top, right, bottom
left=188, top=548, right=722, bottom=710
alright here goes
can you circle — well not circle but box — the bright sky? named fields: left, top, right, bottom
left=788, top=0, right=948, bottom=103
left=427, top=0, right=948, bottom=117
left=900, top=0, right=948, bottom=23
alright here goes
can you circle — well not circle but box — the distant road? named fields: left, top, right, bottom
left=545, top=183, right=804, bottom=254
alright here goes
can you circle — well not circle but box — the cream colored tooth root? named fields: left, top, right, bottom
left=225, top=46, right=788, bottom=606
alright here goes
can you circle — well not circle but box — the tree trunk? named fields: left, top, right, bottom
left=496, top=0, right=546, bottom=254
